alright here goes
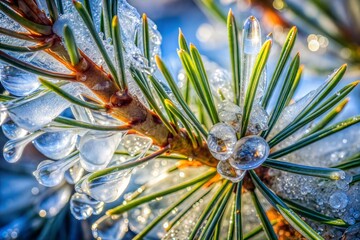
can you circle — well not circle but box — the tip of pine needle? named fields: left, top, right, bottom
left=352, top=80, right=360, bottom=86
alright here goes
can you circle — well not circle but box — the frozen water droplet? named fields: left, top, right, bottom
left=2, top=120, right=28, bottom=139
left=217, top=160, right=246, bottom=182
left=7, top=83, right=81, bottom=131
left=230, top=135, right=269, bottom=170
left=3, top=131, right=43, bottom=163
left=64, top=161, right=84, bottom=184
left=242, top=16, right=261, bottom=54
left=335, top=173, right=352, bottom=190
left=0, top=66, right=40, bottom=96
left=77, top=170, right=131, bottom=203
left=92, top=214, right=128, bottom=240
left=70, top=193, right=104, bottom=220
left=33, top=160, right=64, bottom=187
left=329, top=191, right=348, bottom=209
left=207, top=123, right=237, bottom=161
left=240, top=16, right=265, bottom=105
left=33, top=130, right=77, bottom=160
left=33, top=153, right=79, bottom=187
left=79, top=131, right=122, bottom=172
left=218, top=101, right=242, bottom=132
left=247, top=104, right=269, bottom=135
left=342, top=223, right=360, bottom=239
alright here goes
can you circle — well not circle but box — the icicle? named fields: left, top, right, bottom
left=33, top=152, right=79, bottom=187
left=3, top=131, right=43, bottom=163
left=2, top=120, right=28, bottom=140
left=7, top=83, right=82, bottom=132
left=79, top=131, right=122, bottom=172
left=70, top=192, right=104, bottom=220
left=0, top=66, right=40, bottom=96
left=240, top=16, right=264, bottom=105
left=33, top=130, right=77, bottom=160
left=76, top=170, right=131, bottom=203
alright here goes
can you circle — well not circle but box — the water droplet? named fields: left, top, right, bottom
left=335, top=173, right=352, bottom=190
left=3, top=131, right=43, bottom=163
left=77, top=170, right=131, bottom=203
left=207, top=123, right=237, bottom=161
left=7, top=83, right=81, bottom=132
left=218, top=101, right=242, bottom=132
left=0, top=66, right=40, bottom=96
left=79, top=131, right=122, bottom=172
left=33, top=153, right=79, bottom=187
left=230, top=135, right=269, bottom=170
left=329, top=191, right=348, bottom=209
left=70, top=193, right=104, bottom=220
left=33, top=130, right=77, bottom=160
left=247, top=104, right=269, bottom=135
left=92, top=214, right=128, bottom=240
left=217, top=160, right=246, bottom=182
left=33, top=160, right=64, bottom=187
left=2, top=120, right=28, bottom=139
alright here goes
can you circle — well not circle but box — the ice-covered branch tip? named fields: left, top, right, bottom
left=0, top=0, right=219, bottom=167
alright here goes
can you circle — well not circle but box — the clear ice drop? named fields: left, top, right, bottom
left=0, top=66, right=40, bottom=96
left=230, top=135, right=269, bottom=170
left=329, top=191, right=349, bottom=209
left=217, top=160, right=246, bottom=183
left=240, top=16, right=265, bottom=105
left=79, top=131, right=122, bottom=172
left=207, top=123, right=237, bottom=161
left=218, top=101, right=242, bottom=132
left=3, top=131, right=43, bottom=163
left=78, top=170, right=131, bottom=203
left=33, top=130, right=77, bottom=160
left=2, top=120, right=28, bottom=139
left=33, top=153, right=79, bottom=187
left=7, top=83, right=81, bottom=132
left=70, top=193, right=104, bottom=220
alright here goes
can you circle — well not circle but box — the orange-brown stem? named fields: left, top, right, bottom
left=44, top=36, right=218, bottom=167
left=9, top=1, right=219, bottom=167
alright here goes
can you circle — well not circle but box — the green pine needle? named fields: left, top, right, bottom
left=39, top=78, right=105, bottom=110
left=63, top=25, right=81, bottom=66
